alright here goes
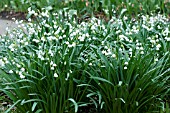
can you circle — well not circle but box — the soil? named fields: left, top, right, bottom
left=0, top=11, right=27, bottom=20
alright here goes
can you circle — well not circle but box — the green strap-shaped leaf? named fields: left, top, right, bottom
left=5, top=100, right=21, bottom=113
left=32, top=102, right=38, bottom=111
left=68, top=98, right=78, bottom=113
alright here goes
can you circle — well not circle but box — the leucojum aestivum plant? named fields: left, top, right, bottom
left=0, top=7, right=169, bottom=113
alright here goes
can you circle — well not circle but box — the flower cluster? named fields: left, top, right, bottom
left=0, top=9, right=170, bottom=79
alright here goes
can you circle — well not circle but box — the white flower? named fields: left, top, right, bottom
left=156, top=44, right=161, bottom=50
left=37, top=51, right=45, bottom=60
left=136, top=46, right=139, bottom=50
left=72, top=42, right=76, bottom=47
left=156, top=39, right=159, bottom=42
left=20, top=75, right=25, bottom=79
left=119, top=48, right=122, bottom=51
left=54, top=27, right=61, bottom=34
left=59, top=36, right=63, bottom=39
left=9, top=44, right=15, bottom=51
left=118, top=81, right=123, bottom=86
left=123, top=16, right=128, bottom=20
left=124, top=62, right=128, bottom=65
left=48, top=50, right=54, bottom=57
left=69, top=70, right=72, bottom=73
left=140, top=51, right=144, bottom=54
left=119, top=35, right=128, bottom=41
left=101, top=41, right=105, bottom=45
left=28, top=7, right=35, bottom=15
left=91, top=25, right=96, bottom=30
left=50, top=61, right=54, bottom=65
left=9, top=70, right=13, bottom=74
left=150, top=39, right=156, bottom=44
left=63, top=35, right=66, bottom=38
left=3, top=57, right=7, bottom=61
left=28, top=27, right=35, bottom=34
left=47, top=36, right=56, bottom=41
left=155, top=35, right=158, bottom=38
left=154, top=58, right=158, bottom=62
left=24, top=42, right=28, bottom=46
left=33, top=39, right=40, bottom=43
left=111, top=54, right=116, bottom=58
left=92, top=37, right=97, bottom=40
left=21, top=68, right=25, bottom=72
left=0, top=59, right=5, bottom=67
left=28, top=18, right=32, bottom=22
left=41, top=10, right=49, bottom=17
left=53, top=63, right=57, bottom=67
left=78, top=35, right=85, bottom=42
left=51, top=67, right=55, bottom=70
left=65, top=73, right=70, bottom=81
left=102, top=50, right=107, bottom=55
left=17, top=64, right=21, bottom=68
left=89, top=63, right=92, bottom=66
left=136, top=43, right=140, bottom=46
left=64, top=61, right=66, bottom=65
left=19, top=72, right=25, bottom=79
left=124, top=66, right=127, bottom=70
left=157, top=25, right=161, bottom=29
left=140, top=47, right=144, bottom=50
left=85, top=33, right=89, bottom=37
left=129, top=48, right=132, bottom=51
left=142, top=24, right=149, bottom=30
left=104, top=46, right=108, bottom=49
left=54, top=73, right=58, bottom=78
left=66, top=41, right=69, bottom=45
left=165, top=37, right=170, bottom=41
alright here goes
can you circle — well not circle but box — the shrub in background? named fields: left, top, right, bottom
left=0, top=0, right=170, bottom=18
